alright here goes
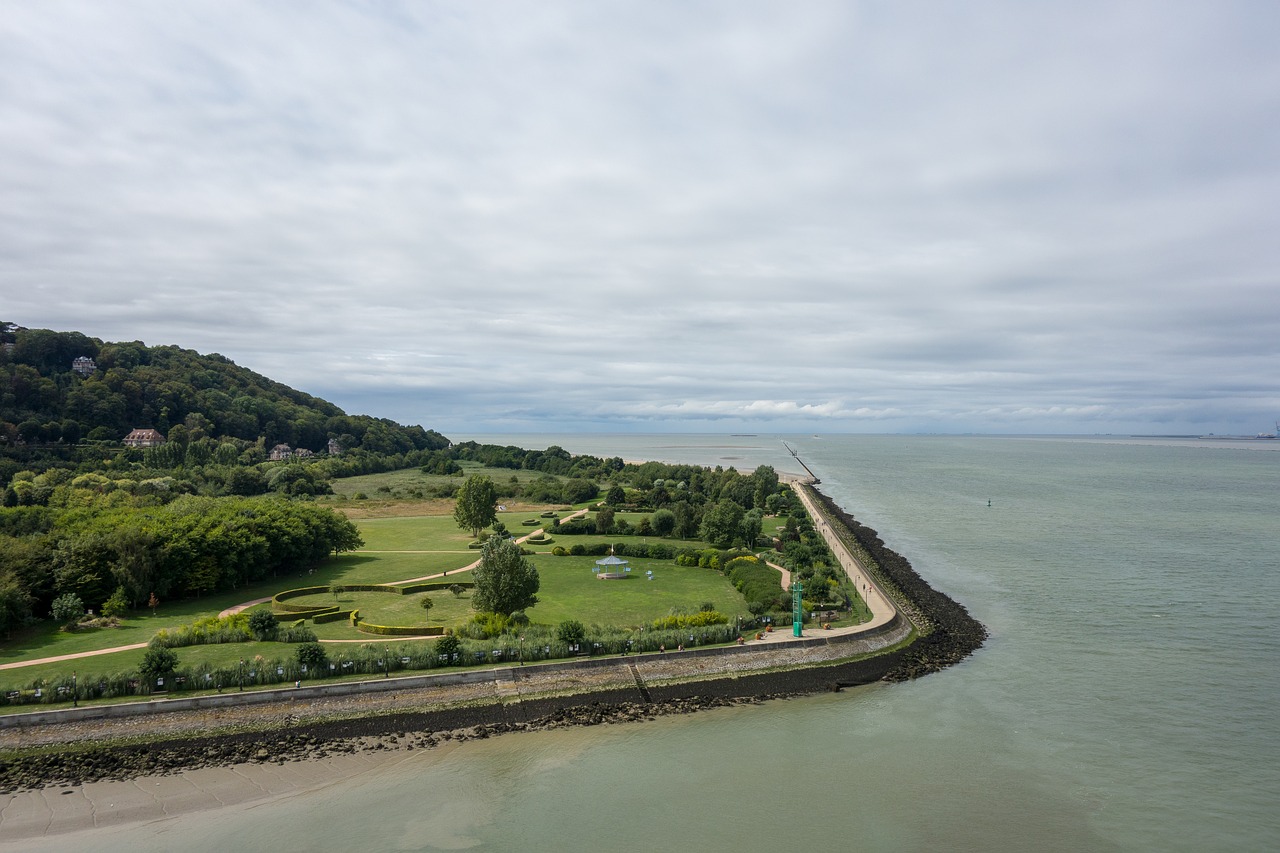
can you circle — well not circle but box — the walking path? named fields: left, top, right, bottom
left=1, top=497, right=898, bottom=670
left=2, top=510, right=592, bottom=671
left=0, top=644, right=149, bottom=672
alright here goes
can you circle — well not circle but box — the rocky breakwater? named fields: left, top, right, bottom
left=810, top=488, right=988, bottom=681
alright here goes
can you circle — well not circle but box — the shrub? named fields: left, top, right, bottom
left=295, top=642, right=328, bottom=669
left=552, top=546, right=569, bottom=556
left=434, top=634, right=461, bottom=659
left=557, top=620, right=586, bottom=645
left=569, top=543, right=586, bottom=556
left=279, top=624, right=318, bottom=643
left=249, top=609, right=278, bottom=641
left=139, top=647, right=178, bottom=678
left=149, top=613, right=252, bottom=648
left=449, top=584, right=464, bottom=598
left=51, top=593, right=84, bottom=628
left=651, top=610, right=729, bottom=630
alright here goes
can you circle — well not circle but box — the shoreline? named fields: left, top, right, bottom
left=0, top=476, right=988, bottom=839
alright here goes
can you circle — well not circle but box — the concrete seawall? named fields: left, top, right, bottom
left=1, top=613, right=911, bottom=732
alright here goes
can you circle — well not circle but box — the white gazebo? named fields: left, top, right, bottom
left=594, top=554, right=630, bottom=580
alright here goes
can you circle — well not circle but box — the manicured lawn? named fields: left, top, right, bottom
left=0, top=512, right=749, bottom=672
left=278, top=554, right=755, bottom=638
left=524, top=555, right=751, bottom=628
left=326, top=464, right=568, bottom=501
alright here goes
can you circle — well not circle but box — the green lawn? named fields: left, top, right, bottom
left=0, top=510, right=756, bottom=679
left=325, top=463, right=571, bottom=501
left=280, top=553, right=754, bottom=639
left=532, top=555, right=753, bottom=627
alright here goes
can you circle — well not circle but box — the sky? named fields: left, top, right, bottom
left=3, top=1, right=1278, bottom=437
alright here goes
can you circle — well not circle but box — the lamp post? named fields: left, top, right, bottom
left=72, top=670, right=77, bottom=708
left=384, top=646, right=390, bottom=678
left=518, top=635, right=524, bottom=666
left=791, top=580, right=804, bottom=637
left=239, top=658, right=245, bottom=692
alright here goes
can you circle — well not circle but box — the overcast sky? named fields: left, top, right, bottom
left=4, top=2, right=1278, bottom=437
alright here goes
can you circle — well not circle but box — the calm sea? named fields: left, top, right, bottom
left=28, top=435, right=1280, bottom=851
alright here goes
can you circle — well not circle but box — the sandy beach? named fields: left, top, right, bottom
left=0, top=740, right=460, bottom=850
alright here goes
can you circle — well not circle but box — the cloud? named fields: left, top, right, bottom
left=4, top=1, right=1278, bottom=437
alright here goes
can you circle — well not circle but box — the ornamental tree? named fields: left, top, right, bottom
left=453, top=474, right=498, bottom=538
left=471, top=535, right=539, bottom=616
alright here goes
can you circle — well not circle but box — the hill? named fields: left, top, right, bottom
left=0, top=322, right=448, bottom=468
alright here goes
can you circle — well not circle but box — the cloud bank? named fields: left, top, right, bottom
left=4, top=1, right=1278, bottom=435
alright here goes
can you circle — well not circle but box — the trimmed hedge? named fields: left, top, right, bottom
left=314, top=609, right=357, bottom=624
left=272, top=605, right=338, bottom=621
left=399, top=578, right=476, bottom=591
left=355, top=622, right=446, bottom=637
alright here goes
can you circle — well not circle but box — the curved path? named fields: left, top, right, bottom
left=1, top=511, right=591, bottom=671
left=2, top=496, right=898, bottom=669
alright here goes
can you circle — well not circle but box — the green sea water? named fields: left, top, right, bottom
left=26, top=435, right=1280, bottom=851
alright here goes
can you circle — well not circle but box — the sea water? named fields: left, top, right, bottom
left=21, top=435, right=1280, bottom=852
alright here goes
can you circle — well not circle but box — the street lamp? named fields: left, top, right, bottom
left=384, top=646, right=390, bottom=678
left=239, top=658, right=245, bottom=691
left=72, top=670, right=77, bottom=708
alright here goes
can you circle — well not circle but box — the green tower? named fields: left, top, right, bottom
left=791, top=580, right=804, bottom=637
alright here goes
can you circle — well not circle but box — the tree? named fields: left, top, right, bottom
left=51, top=592, right=84, bottom=628
left=448, top=583, right=464, bottom=598
left=420, top=595, right=434, bottom=615
left=101, top=586, right=130, bottom=618
left=605, top=484, right=626, bottom=506
left=471, top=535, right=539, bottom=616
left=453, top=474, right=498, bottom=538
left=651, top=508, right=676, bottom=537
left=700, top=499, right=745, bottom=549
left=595, top=506, right=615, bottom=535
left=0, top=570, right=34, bottom=637
left=673, top=500, right=698, bottom=539
left=741, top=508, right=764, bottom=547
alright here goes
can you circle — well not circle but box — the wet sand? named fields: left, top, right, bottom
left=0, top=740, right=453, bottom=850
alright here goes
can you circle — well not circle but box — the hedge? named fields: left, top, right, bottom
left=355, top=622, right=446, bottom=637
left=399, top=581, right=474, bottom=594
left=314, top=609, right=357, bottom=624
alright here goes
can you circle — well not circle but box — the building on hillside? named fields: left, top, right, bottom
left=327, top=438, right=342, bottom=455
left=123, top=428, right=166, bottom=448
left=294, top=448, right=314, bottom=459
left=71, top=356, right=97, bottom=377
left=269, top=443, right=294, bottom=461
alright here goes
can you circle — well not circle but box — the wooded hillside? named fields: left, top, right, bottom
left=0, top=322, right=448, bottom=471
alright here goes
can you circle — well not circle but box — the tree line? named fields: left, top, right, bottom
left=0, top=492, right=362, bottom=637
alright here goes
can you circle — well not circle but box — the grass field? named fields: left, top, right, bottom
left=2, top=462, right=835, bottom=706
